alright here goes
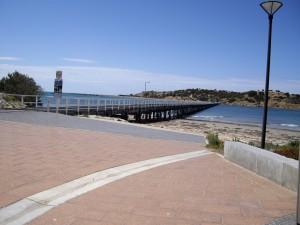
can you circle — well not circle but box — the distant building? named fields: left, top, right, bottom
left=54, top=71, right=63, bottom=94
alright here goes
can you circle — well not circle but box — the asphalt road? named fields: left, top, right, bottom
left=0, top=110, right=205, bottom=143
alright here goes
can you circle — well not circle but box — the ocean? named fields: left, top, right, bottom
left=188, top=104, right=300, bottom=131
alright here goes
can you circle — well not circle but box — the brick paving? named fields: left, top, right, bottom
left=266, top=214, right=296, bottom=225
left=30, top=154, right=296, bottom=225
left=0, top=112, right=297, bottom=225
left=0, top=120, right=202, bottom=207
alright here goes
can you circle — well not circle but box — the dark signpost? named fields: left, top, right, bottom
left=259, top=1, right=283, bottom=149
left=54, top=71, right=63, bottom=112
left=54, top=71, right=63, bottom=94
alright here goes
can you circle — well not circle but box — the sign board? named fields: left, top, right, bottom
left=54, top=71, right=63, bottom=94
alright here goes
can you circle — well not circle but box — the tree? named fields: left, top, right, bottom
left=0, top=71, right=42, bottom=95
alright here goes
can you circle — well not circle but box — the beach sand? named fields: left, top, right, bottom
left=85, top=115, right=299, bottom=146
left=145, top=119, right=300, bottom=146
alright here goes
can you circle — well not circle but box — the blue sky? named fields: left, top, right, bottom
left=0, top=0, right=299, bottom=94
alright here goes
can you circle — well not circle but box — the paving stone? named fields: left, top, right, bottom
left=0, top=119, right=202, bottom=207
left=30, top=155, right=296, bottom=225
left=265, top=214, right=296, bottom=225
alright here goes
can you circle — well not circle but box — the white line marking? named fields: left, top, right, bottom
left=0, top=150, right=211, bottom=225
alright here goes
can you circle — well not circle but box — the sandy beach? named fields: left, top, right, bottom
left=84, top=115, right=299, bottom=146
left=145, top=119, right=300, bottom=146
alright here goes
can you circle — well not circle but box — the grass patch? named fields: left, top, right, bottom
left=206, top=133, right=224, bottom=154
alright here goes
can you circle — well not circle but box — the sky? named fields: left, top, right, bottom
left=0, top=0, right=299, bottom=95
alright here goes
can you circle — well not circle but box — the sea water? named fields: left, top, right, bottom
left=189, top=104, right=300, bottom=131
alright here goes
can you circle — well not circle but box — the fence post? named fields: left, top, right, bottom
left=97, top=99, right=99, bottom=114
left=47, top=97, right=50, bottom=112
left=35, top=96, right=38, bottom=109
left=88, top=99, right=90, bottom=115
left=56, top=97, right=59, bottom=113
left=65, top=98, right=68, bottom=115
left=77, top=99, right=80, bottom=116
left=21, top=96, right=24, bottom=105
left=105, top=99, right=107, bottom=113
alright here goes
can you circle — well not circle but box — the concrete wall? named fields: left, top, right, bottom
left=224, top=141, right=298, bottom=191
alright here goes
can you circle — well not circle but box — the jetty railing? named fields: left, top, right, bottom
left=1, top=93, right=218, bottom=122
left=1, top=93, right=40, bottom=108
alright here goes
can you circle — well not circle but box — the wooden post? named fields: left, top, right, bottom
left=77, top=99, right=80, bottom=116
left=35, top=96, right=38, bottom=108
left=65, top=98, right=68, bottom=115
left=56, top=97, right=59, bottom=113
left=47, top=97, right=50, bottom=112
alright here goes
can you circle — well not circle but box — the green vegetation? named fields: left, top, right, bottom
left=206, top=133, right=298, bottom=160
left=206, top=133, right=224, bottom=154
left=249, top=141, right=299, bottom=160
left=136, top=88, right=300, bottom=109
left=0, top=71, right=43, bottom=108
left=0, top=71, right=42, bottom=95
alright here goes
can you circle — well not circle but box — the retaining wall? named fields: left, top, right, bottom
left=224, top=141, right=298, bottom=191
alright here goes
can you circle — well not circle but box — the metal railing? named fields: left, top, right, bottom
left=1, top=92, right=214, bottom=115
left=1, top=93, right=39, bottom=108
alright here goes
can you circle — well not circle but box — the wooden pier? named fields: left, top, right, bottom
left=2, top=93, right=218, bottom=123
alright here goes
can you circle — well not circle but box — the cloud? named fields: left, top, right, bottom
left=0, top=57, right=21, bottom=61
left=0, top=63, right=299, bottom=95
left=62, top=58, right=95, bottom=64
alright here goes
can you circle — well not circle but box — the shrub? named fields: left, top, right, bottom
left=206, top=133, right=224, bottom=153
left=0, top=71, right=42, bottom=95
left=0, top=71, right=43, bottom=107
left=232, top=137, right=240, bottom=142
left=274, top=141, right=299, bottom=160
left=249, top=140, right=299, bottom=160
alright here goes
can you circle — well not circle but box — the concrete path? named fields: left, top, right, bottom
left=0, top=111, right=296, bottom=225
left=29, top=154, right=296, bottom=225
left=0, top=150, right=211, bottom=225
left=0, top=111, right=204, bottom=143
left=0, top=119, right=203, bottom=208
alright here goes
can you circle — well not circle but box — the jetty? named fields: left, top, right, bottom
left=2, top=93, right=218, bottom=122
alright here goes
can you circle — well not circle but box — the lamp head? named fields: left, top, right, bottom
left=260, top=1, right=283, bottom=16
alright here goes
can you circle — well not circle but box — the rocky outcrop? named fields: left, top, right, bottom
left=135, top=89, right=300, bottom=110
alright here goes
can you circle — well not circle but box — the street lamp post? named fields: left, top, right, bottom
left=260, top=1, right=283, bottom=149
left=144, top=81, right=150, bottom=93
left=260, top=2, right=300, bottom=225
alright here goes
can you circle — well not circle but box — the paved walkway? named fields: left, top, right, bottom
left=0, top=119, right=202, bottom=208
left=29, top=154, right=296, bottom=225
left=0, top=150, right=212, bottom=225
left=0, top=111, right=297, bottom=225
left=0, top=111, right=204, bottom=143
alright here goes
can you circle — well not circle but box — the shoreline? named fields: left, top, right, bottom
left=83, top=115, right=299, bottom=146
left=185, top=118, right=300, bottom=132
left=145, top=119, right=300, bottom=146
left=80, top=115, right=205, bottom=138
